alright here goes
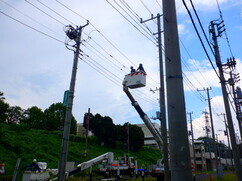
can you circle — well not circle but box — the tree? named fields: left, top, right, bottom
left=6, top=106, right=25, bottom=124
left=0, top=91, right=5, bottom=100
left=0, top=100, right=9, bottom=123
left=23, top=106, right=45, bottom=129
left=88, top=114, right=116, bottom=146
left=44, top=103, right=77, bottom=134
left=0, top=92, right=9, bottom=123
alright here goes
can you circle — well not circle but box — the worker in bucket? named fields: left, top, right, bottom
left=26, top=159, right=41, bottom=172
left=137, top=64, right=145, bottom=72
left=130, top=66, right=136, bottom=73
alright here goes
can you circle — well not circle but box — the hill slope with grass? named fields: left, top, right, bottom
left=0, top=123, right=162, bottom=180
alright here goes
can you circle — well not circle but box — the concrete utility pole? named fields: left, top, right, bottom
left=218, top=113, right=234, bottom=169
left=162, top=0, right=192, bottom=180
left=157, top=14, right=169, bottom=181
left=58, top=22, right=89, bottom=181
left=188, top=112, right=196, bottom=172
left=227, top=58, right=242, bottom=140
left=141, top=14, right=170, bottom=181
left=203, top=111, right=212, bottom=170
left=198, top=88, right=218, bottom=170
left=210, top=20, right=242, bottom=180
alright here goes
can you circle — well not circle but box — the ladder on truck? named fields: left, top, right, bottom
left=122, top=70, right=163, bottom=152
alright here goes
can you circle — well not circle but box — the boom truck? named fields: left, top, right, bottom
left=23, top=152, right=114, bottom=181
left=123, top=70, right=165, bottom=180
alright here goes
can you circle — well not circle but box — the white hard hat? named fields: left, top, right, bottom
left=33, top=159, right=37, bottom=162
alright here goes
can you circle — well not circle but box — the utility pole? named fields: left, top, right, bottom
left=218, top=113, right=234, bottom=169
left=188, top=112, right=196, bottom=173
left=203, top=111, right=212, bottom=170
left=162, top=0, right=192, bottom=180
left=210, top=20, right=242, bottom=180
left=83, top=108, right=91, bottom=162
left=198, top=88, right=218, bottom=171
left=58, top=21, right=89, bottom=181
left=227, top=57, right=242, bottom=139
left=141, top=14, right=170, bottom=181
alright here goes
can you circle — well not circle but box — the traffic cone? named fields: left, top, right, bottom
left=209, top=175, right=212, bottom=181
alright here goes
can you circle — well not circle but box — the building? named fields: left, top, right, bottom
left=192, top=140, right=207, bottom=171
left=136, top=123, right=161, bottom=148
left=77, top=123, right=93, bottom=136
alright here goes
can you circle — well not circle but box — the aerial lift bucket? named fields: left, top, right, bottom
left=123, top=71, right=146, bottom=89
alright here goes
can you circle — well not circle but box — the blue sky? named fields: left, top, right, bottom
left=0, top=0, right=242, bottom=144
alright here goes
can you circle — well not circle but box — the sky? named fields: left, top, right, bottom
left=1, top=0, right=242, bottom=146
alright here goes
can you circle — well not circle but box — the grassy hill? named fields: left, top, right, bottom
left=0, top=123, right=162, bottom=180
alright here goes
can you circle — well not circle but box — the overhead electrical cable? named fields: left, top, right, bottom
left=189, top=0, right=215, bottom=57
left=25, top=0, right=65, bottom=26
left=0, top=10, right=64, bottom=44
left=106, top=0, right=157, bottom=44
left=112, top=0, right=156, bottom=37
left=55, top=0, right=160, bottom=86
left=118, top=0, right=156, bottom=35
left=182, top=0, right=220, bottom=80
left=35, top=0, right=76, bottom=26
left=0, top=0, right=64, bottom=38
left=215, top=0, right=234, bottom=57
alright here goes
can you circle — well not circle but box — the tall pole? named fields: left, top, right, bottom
left=84, top=108, right=91, bottom=162
left=157, top=14, right=170, bottom=181
left=210, top=21, right=242, bottom=180
left=162, top=0, right=192, bottom=180
left=204, top=111, right=212, bottom=170
left=58, top=22, right=88, bottom=181
left=228, top=64, right=242, bottom=139
left=198, top=88, right=218, bottom=170
left=188, top=112, right=196, bottom=172
left=219, top=113, right=234, bottom=169
left=141, top=14, right=170, bottom=180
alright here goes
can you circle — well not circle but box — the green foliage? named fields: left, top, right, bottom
left=0, top=123, right=161, bottom=180
left=88, top=114, right=116, bottom=147
left=43, top=103, right=77, bottom=134
left=23, top=106, right=45, bottom=129
left=6, top=106, right=26, bottom=124
left=0, top=100, right=9, bottom=123
left=128, top=124, right=144, bottom=151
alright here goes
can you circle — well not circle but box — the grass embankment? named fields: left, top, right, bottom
left=0, top=123, right=161, bottom=180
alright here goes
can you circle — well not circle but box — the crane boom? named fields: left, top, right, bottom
left=123, top=86, right=163, bottom=152
left=67, top=152, right=114, bottom=177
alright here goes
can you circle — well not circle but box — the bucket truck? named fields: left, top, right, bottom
left=123, top=70, right=165, bottom=180
left=122, top=70, right=163, bottom=152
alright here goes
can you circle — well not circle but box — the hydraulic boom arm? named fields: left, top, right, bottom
left=123, top=86, right=163, bottom=151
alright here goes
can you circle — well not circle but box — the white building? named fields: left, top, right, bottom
left=136, top=123, right=161, bottom=148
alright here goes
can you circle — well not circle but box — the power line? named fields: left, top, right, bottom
left=35, top=0, right=75, bottom=26
left=0, top=0, right=64, bottom=38
left=0, top=10, right=64, bottom=44
left=25, top=0, right=65, bottom=26
left=182, top=0, right=220, bottom=80
left=106, top=0, right=157, bottom=44
left=139, top=0, right=153, bottom=14
left=189, top=0, right=215, bottom=57
left=215, top=0, right=234, bottom=57
left=55, top=0, right=160, bottom=86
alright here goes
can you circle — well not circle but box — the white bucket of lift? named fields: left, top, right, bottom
left=123, top=71, right=146, bottom=89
